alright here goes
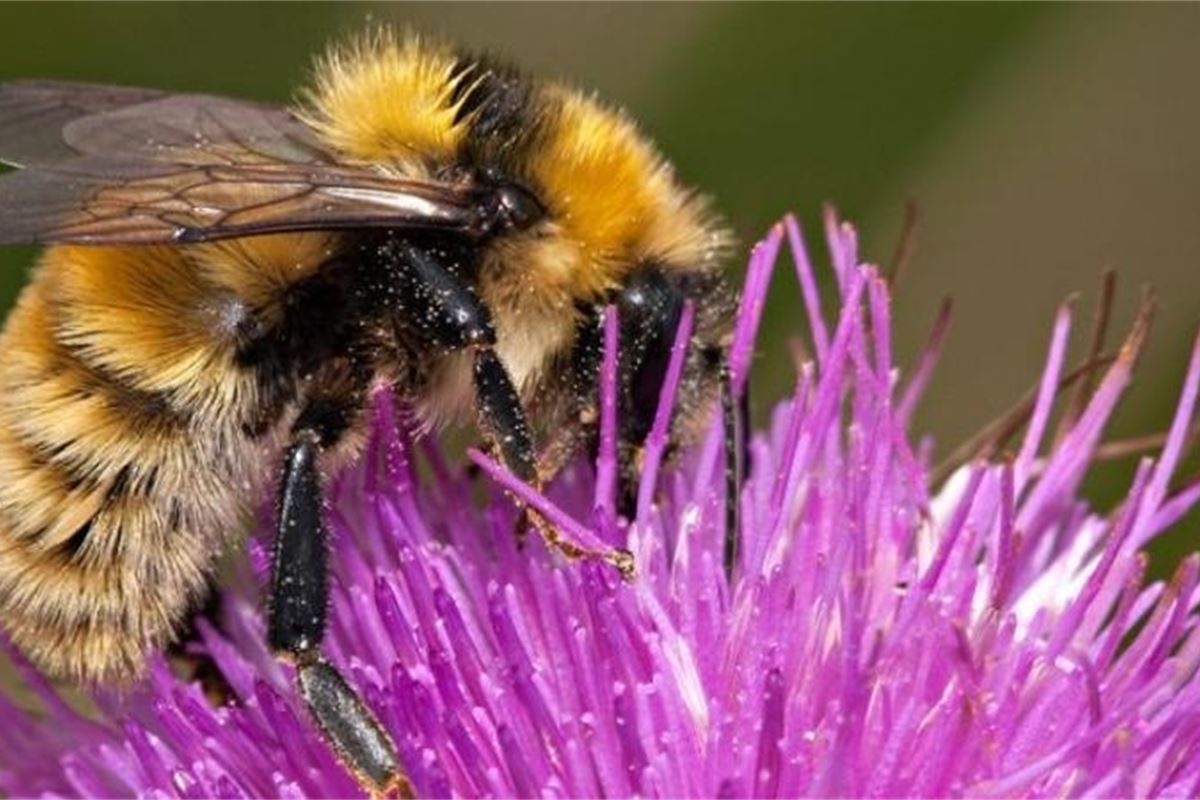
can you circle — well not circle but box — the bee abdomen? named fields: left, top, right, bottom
left=0, top=452, right=217, bottom=683
left=0, top=510, right=210, bottom=683
left=0, top=251, right=259, bottom=684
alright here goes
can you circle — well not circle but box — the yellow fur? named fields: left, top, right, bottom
left=532, top=88, right=666, bottom=281
left=299, top=31, right=468, bottom=172
left=189, top=232, right=337, bottom=326
left=283, top=31, right=730, bottom=440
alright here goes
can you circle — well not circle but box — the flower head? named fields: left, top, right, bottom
left=4, top=211, right=1200, bottom=798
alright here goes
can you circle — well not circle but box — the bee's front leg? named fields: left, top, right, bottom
left=392, top=241, right=632, bottom=577
left=268, top=428, right=411, bottom=798
left=720, top=356, right=747, bottom=581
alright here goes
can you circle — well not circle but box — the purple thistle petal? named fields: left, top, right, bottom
left=1131, top=327, right=1200, bottom=549
left=636, top=300, right=696, bottom=526
left=784, top=214, right=830, bottom=365
left=1015, top=303, right=1072, bottom=479
left=728, top=223, right=783, bottom=393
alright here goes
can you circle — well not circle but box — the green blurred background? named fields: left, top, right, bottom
left=0, top=2, right=1198, bottom=576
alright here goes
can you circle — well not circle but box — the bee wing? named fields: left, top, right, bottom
left=0, top=80, right=170, bottom=168
left=0, top=82, right=486, bottom=245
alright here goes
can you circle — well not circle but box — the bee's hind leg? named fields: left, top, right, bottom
left=268, top=428, right=411, bottom=798
left=720, top=358, right=746, bottom=581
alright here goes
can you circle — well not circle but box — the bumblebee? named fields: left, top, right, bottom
left=0, top=31, right=734, bottom=793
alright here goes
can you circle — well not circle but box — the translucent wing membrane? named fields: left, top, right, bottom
left=0, top=81, right=486, bottom=245
left=0, top=81, right=169, bottom=167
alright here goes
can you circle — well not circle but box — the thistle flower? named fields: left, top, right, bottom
left=4, top=211, right=1200, bottom=799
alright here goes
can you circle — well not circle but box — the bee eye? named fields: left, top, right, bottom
left=493, top=183, right=544, bottom=230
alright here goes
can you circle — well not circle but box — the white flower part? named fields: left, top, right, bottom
left=660, top=630, right=710, bottom=744
left=764, top=475, right=810, bottom=575
left=1011, top=514, right=1108, bottom=633
left=922, top=466, right=973, bottom=574
left=629, top=519, right=659, bottom=576
left=669, top=503, right=702, bottom=598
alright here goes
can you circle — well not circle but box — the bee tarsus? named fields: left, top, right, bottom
left=296, top=658, right=410, bottom=798
left=721, top=358, right=746, bottom=581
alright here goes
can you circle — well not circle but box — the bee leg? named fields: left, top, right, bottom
left=510, top=423, right=591, bottom=546
left=472, top=347, right=537, bottom=550
left=473, top=348, right=563, bottom=542
left=390, top=242, right=632, bottom=576
left=721, top=359, right=745, bottom=581
left=474, top=346, right=634, bottom=578
left=473, top=348, right=538, bottom=484
left=268, top=429, right=411, bottom=798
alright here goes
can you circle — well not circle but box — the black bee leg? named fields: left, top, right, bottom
left=268, top=429, right=410, bottom=798
left=473, top=348, right=538, bottom=484
left=388, top=241, right=632, bottom=576
left=388, top=241, right=532, bottom=483
left=721, top=359, right=745, bottom=580
left=473, top=347, right=538, bottom=550
left=473, top=345, right=634, bottom=578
